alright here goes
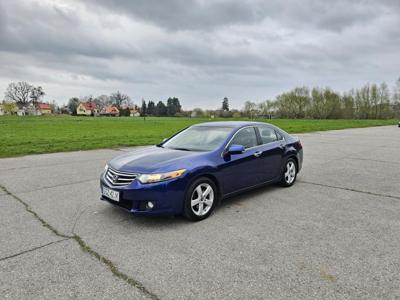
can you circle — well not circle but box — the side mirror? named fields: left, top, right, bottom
left=227, top=144, right=245, bottom=155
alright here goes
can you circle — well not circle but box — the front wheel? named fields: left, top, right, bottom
left=183, top=177, right=218, bottom=221
left=280, top=158, right=297, bottom=187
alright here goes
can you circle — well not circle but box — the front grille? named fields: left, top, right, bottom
left=104, top=167, right=138, bottom=187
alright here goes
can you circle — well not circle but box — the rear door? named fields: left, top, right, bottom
left=219, top=127, right=264, bottom=194
left=255, top=125, right=285, bottom=182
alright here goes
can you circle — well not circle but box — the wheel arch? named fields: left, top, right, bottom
left=286, top=154, right=298, bottom=169
left=187, top=173, right=222, bottom=203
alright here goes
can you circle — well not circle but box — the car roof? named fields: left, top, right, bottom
left=192, top=121, right=271, bottom=129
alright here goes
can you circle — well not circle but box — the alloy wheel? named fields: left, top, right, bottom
left=284, top=161, right=296, bottom=184
left=191, top=183, right=214, bottom=216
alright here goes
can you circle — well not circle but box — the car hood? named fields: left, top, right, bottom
left=108, top=146, right=209, bottom=173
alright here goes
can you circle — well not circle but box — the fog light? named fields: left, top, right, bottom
left=146, top=201, right=154, bottom=209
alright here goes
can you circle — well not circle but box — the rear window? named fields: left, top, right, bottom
left=257, top=125, right=278, bottom=144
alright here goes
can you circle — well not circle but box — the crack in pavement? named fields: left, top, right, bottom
left=298, top=180, right=400, bottom=200
left=0, top=238, right=70, bottom=262
left=0, top=185, right=160, bottom=300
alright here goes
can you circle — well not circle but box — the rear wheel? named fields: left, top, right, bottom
left=280, top=158, right=297, bottom=187
left=183, top=177, right=217, bottom=221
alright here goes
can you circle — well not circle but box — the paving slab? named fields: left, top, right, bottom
left=16, top=182, right=102, bottom=236
left=0, top=160, right=103, bottom=194
left=302, top=157, right=400, bottom=198
left=0, top=149, right=121, bottom=171
left=0, top=195, right=61, bottom=259
left=0, top=239, right=147, bottom=300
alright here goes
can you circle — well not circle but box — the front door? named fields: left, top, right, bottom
left=219, top=127, right=264, bottom=194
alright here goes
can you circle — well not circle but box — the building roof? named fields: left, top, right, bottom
left=36, top=103, right=51, bottom=110
left=80, top=102, right=97, bottom=110
left=101, top=105, right=119, bottom=114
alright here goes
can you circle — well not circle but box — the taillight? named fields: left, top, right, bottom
left=295, top=140, right=302, bottom=149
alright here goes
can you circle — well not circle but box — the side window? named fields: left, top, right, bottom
left=275, top=130, right=284, bottom=141
left=230, top=127, right=258, bottom=149
left=257, top=126, right=278, bottom=144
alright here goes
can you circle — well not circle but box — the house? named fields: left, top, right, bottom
left=17, top=109, right=26, bottom=116
left=100, top=105, right=120, bottom=117
left=36, top=103, right=52, bottom=115
left=130, top=107, right=140, bottom=117
left=77, top=102, right=97, bottom=116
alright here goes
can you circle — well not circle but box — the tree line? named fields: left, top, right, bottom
left=239, top=80, right=400, bottom=119
left=2, top=79, right=400, bottom=119
left=140, top=97, right=182, bottom=117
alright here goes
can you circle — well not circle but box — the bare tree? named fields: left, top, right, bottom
left=110, top=91, right=131, bottom=107
left=4, top=82, right=33, bottom=106
left=243, top=101, right=258, bottom=119
left=95, top=95, right=111, bottom=108
left=30, top=86, right=45, bottom=104
left=393, top=78, right=400, bottom=118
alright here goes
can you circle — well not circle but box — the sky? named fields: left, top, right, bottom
left=0, top=0, right=399, bottom=109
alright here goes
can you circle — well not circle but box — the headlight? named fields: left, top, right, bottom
left=138, top=169, right=186, bottom=184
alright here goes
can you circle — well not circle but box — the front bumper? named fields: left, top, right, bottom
left=100, top=175, right=186, bottom=216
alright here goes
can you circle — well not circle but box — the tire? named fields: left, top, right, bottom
left=183, top=177, right=218, bottom=221
left=280, top=158, right=297, bottom=187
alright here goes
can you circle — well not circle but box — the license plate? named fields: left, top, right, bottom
left=102, top=186, right=120, bottom=202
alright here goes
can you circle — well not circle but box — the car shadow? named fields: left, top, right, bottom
left=217, top=183, right=280, bottom=210
left=101, top=183, right=281, bottom=227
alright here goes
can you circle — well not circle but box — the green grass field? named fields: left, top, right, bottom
left=0, top=115, right=396, bottom=158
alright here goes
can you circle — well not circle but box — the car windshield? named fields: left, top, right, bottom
left=162, top=126, right=232, bottom=151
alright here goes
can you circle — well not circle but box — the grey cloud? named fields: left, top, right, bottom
left=85, top=0, right=261, bottom=31
left=0, top=0, right=399, bottom=108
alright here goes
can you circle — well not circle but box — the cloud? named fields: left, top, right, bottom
left=0, top=0, right=399, bottom=108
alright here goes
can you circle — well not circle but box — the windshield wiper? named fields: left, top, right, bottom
left=170, top=147, right=191, bottom=151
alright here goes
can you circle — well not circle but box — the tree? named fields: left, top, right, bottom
left=341, top=92, right=355, bottom=119
left=392, top=77, right=400, bottom=118
left=222, top=97, right=229, bottom=111
left=67, top=97, right=80, bottom=115
left=275, top=87, right=310, bottom=118
left=110, top=91, right=130, bottom=107
left=2, top=101, right=17, bottom=114
left=377, top=82, right=391, bottom=119
left=243, top=101, right=258, bottom=119
left=191, top=108, right=204, bottom=117
left=94, top=94, right=111, bottom=109
left=323, top=88, right=341, bottom=119
left=166, top=97, right=181, bottom=116
left=4, top=82, right=33, bottom=106
left=140, top=99, right=147, bottom=117
left=355, top=84, right=372, bottom=119
left=49, top=100, right=59, bottom=114
left=30, top=86, right=45, bottom=104
left=147, top=101, right=155, bottom=115
left=258, top=100, right=276, bottom=118
left=155, top=101, right=167, bottom=116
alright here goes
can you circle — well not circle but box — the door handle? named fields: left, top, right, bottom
left=254, top=151, right=262, bottom=157
left=279, top=143, right=285, bottom=149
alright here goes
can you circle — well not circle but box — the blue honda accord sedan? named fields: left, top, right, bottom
left=100, top=121, right=303, bottom=221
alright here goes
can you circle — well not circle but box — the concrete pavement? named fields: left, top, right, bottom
left=1, top=125, right=399, bottom=299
